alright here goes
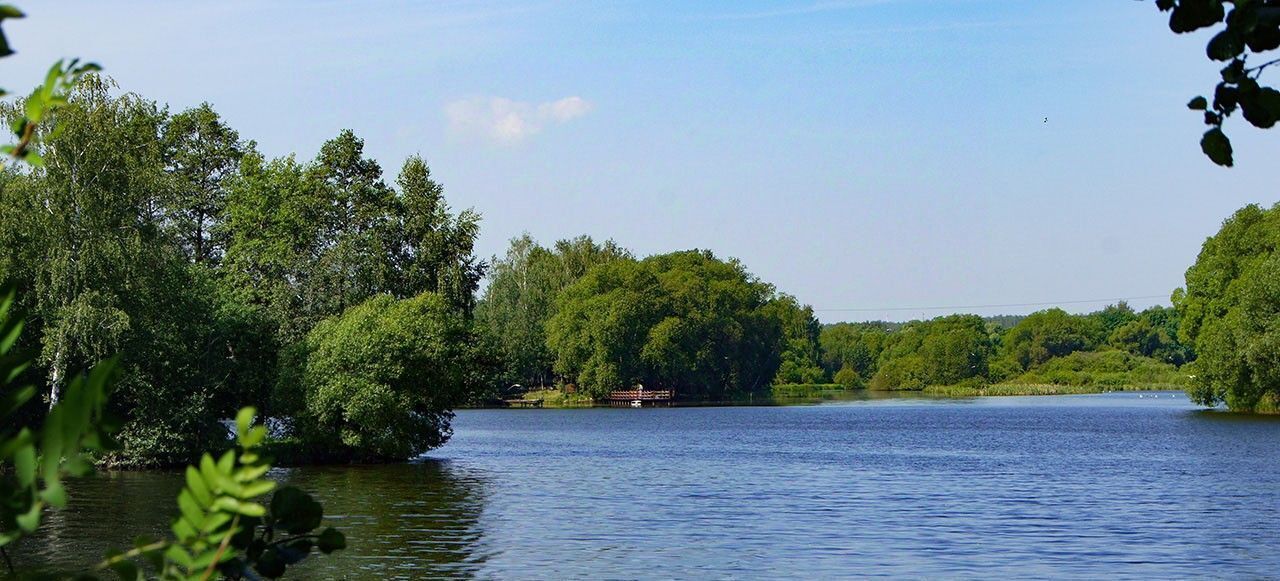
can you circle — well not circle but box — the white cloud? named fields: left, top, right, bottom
left=445, top=96, right=594, bottom=145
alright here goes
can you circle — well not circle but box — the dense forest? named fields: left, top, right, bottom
left=0, top=77, right=1274, bottom=468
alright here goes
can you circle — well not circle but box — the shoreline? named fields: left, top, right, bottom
left=471, top=383, right=1188, bottom=409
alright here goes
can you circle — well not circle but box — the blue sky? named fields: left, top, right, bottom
left=8, top=1, right=1274, bottom=322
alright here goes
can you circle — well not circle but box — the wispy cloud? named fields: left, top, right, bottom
left=445, top=96, right=594, bottom=145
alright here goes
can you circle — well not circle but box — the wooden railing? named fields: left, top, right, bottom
left=607, top=389, right=673, bottom=401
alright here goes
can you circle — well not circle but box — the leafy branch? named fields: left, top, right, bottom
left=1154, top=0, right=1280, bottom=166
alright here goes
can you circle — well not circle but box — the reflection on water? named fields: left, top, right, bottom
left=9, top=461, right=490, bottom=580
left=9, top=392, right=1280, bottom=579
left=282, top=462, right=490, bottom=579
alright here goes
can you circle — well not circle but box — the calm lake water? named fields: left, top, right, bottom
left=11, top=391, right=1280, bottom=579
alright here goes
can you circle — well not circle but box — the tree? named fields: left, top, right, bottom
left=999, top=308, right=1101, bottom=372
left=476, top=234, right=631, bottom=388
left=833, top=364, right=862, bottom=389
left=868, top=315, right=992, bottom=389
left=1108, top=306, right=1194, bottom=365
left=1152, top=0, right=1280, bottom=166
left=394, top=155, right=485, bottom=315
left=161, top=103, right=246, bottom=265
left=288, top=293, right=493, bottom=461
left=1176, top=202, right=1280, bottom=411
left=765, top=294, right=825, bottom=384
left=1088, top=302, right=1138, bottom=342
left=819, top=322, right=889, bottom=379
left=546, top=250, right=783, bottom=400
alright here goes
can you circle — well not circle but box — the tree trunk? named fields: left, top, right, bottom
left=48, top=342, right=67, bottom=409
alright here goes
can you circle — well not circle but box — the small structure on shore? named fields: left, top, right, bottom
left=608, top=384, right=674, bottom=407
left=503, top=398, right=544, bottom=408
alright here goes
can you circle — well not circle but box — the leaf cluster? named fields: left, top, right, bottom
left=1, top=286, right=120, bottom=554
left=1156, top=0, right=1280, bottom=165
left=99, top=409, right=345, bottom=580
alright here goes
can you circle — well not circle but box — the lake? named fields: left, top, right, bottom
left=10, top=391, right=1280, bottom=579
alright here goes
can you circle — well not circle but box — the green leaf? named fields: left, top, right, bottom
left=1188, top=96, right=1208, bottom=110
left=1200, top=127, right=1234, bottom=167
left=1258, top=87, right=1280, bottom=118
left=14, top=441, right=35, bottom=486
left=164, top=544, right=194, bottom=569
left=235, top=407, right=256, bottom=445
left=0, top=6, right=25, bottom=19
left=317, top=527, right=346, bottom=554
left=24, top=91, right=44, bottom=124
left=186, top=466, right=212, bottom=507
left=40, top=480, right=67, bottom=507
left=172, top=517, right=197, bottom=541
left=16, top=500, right=42, bottom=532
left=270, top=487, right=323, bottom=535
left=241, top=479, right=276, bottom=499
left=1169, top=0, right=1226, bottom=33
left=0, top=314, right=23, bottom=352
left=1206, top=30, right=1243, bottom=61
left=177, top=490, right=206, bottom=531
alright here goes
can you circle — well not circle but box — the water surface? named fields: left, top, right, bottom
left=11, top=392, right=1280, bottom=579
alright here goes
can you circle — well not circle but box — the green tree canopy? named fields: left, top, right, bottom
left=869, top=315, right=992, bottom=390
left=288, top=293, right=493, bottom=461
left=765, top=294, right=825, bottom=385
left=819, top=322, right=890, bottom=379
left=999, top=308, right=1101, bottom=372
left=476, top=234, right=631, bottom=389
left=546, top=250, right=783, bottom=400
left=1176, top=202, right=1280, bottom=411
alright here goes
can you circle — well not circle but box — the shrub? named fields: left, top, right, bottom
left=286, top=293, right=493, bottom=461
left=833, top=365, right=862, bottom=389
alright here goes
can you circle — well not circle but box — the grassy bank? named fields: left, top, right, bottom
left=922, top=383, right=1183, bottom=398
left=521, top=388, right=596, bottom=408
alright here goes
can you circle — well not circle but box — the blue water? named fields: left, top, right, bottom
left=12, top=392, right=1280, bottom=579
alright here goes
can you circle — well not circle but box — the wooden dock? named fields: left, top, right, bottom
left=503, top=398, right=544, bottom=408
left=607, top=389, right=674, bottom=407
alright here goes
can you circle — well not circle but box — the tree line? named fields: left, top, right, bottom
left=0, top=78, right=491, bottom=465
left=1, top=76, right=1277, bottom=471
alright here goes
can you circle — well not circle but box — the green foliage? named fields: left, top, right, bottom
left=2, top=58, right=101, bottom=167
left=223, top=138, right=484, bottom=346
left=833, top=365, right=862, bottom=389
left=100, top=408, right=345, bottom=580
left=1153, top=0, right=1280, bottom=166
left=1, top=288, right=345, bottom=578
left=476, top=234, right=631, bottom=390
left=818, top=322, right=888, bottom=379
left=287, top=293, right=494, bottom=461
left=1004, top=349, right=1189, bottom=389
left=1, top=287, right=120, bottom=553
left=999, top=308, right=1101, bottom=372
left=1176, top=202, right=1280, bottom=411
left=868, top=315, right=992, bottom=390
left=1107, top=305, right=1195, bottom=365
left=547, top=250, right=783, bottom=400
left=765, top=295, right=826, bottom=385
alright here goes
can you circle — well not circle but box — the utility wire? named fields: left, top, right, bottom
left=812, top=294, right=1170, bottom=313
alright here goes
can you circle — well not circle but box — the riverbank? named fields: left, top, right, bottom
left=484, top=383, right=1187, bottom=408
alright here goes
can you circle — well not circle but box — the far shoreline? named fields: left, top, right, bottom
left=469, top=383, right=1188, bottom=410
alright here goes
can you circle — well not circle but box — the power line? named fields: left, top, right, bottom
left=812, top=294, right=1170, bottom=313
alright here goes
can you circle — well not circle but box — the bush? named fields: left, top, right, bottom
left=285, top=293, right=493, bottom=461
left=833, top=365, right=862, bottom=389
left=869, top=355, right=928, bottom=391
